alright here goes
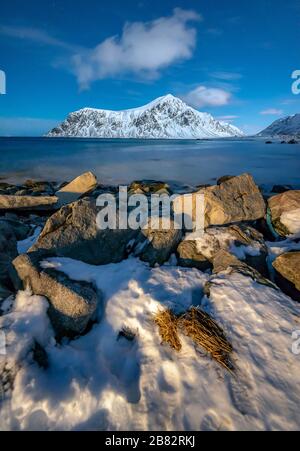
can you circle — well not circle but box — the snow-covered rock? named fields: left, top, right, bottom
left=47, top=94, right=244, bottom=140
left=12, top=253, right=100, bottom=337
left=259, top=114, right=300, bottom=137
left=177, top=224, right=268, bottom=275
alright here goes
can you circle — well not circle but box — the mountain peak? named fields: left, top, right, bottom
left=158, top=94, right=187, bottom=107
left=158, top=94, right=180, bottom=102
left=134, top=94, right=185, bottom=112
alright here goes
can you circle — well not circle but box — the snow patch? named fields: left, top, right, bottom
left=17, top=227, right=42, bottom=255
left=281, top=209, right=300, bottom=235
left=1, top=257, right=300, bottom=431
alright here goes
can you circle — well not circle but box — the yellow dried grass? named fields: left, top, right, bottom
left=154, top=307, right=234, bottom=371
left=154, top=309, right=182, bottom=352
left=178, top=308, right=234, bottom=371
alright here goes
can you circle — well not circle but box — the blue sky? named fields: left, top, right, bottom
left=0, top=0, right=300, bottom=136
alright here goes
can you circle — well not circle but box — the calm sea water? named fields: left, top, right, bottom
left=0, top=137, right=300, bottom=189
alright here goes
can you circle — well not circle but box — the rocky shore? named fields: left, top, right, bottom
left=1, top=172, right=300, bottom=313
left=1, top=171, right=300, bottom=430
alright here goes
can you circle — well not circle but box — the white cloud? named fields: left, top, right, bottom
left=182, top=85, right=232, bottom=108
left=1, top=9, right=201, bottom=89
left=0, top=25, right=79, bottom=51
left=211, top=71, right=242, bottom=81
left=71, top=8, right=202, bottom=89
left=260, top=108, right=283, bottom=115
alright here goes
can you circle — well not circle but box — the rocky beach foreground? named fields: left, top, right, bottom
left=1, top=171, right=300, bottom=431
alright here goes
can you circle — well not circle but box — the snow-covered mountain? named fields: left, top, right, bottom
left=47, top=94, right=244, bottom=139
left=259, top=114, right=300, bottom=137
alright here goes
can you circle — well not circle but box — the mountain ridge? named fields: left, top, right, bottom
left=259, top=113, right=300, bottom=137
left=47, top=94, right=244, bottom=139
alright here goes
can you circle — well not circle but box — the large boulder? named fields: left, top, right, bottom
left=30, top=198, right=138, bottom=265
left=202, top=174, right=266, bottom=226
left=273, top=252, right=300, bottom=301
left=56, top=172, right=97, bottom=206
left=268, top=190, right=300, bottom=236
left=0, top=195, right=58, bottom=211
left=174, top=174, right=266, bottom=228
left=135, top=219, right=182, bottom=267
left=177, top=224, right=268, bottom=276
left=13, top=253, right=100, bottom=337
